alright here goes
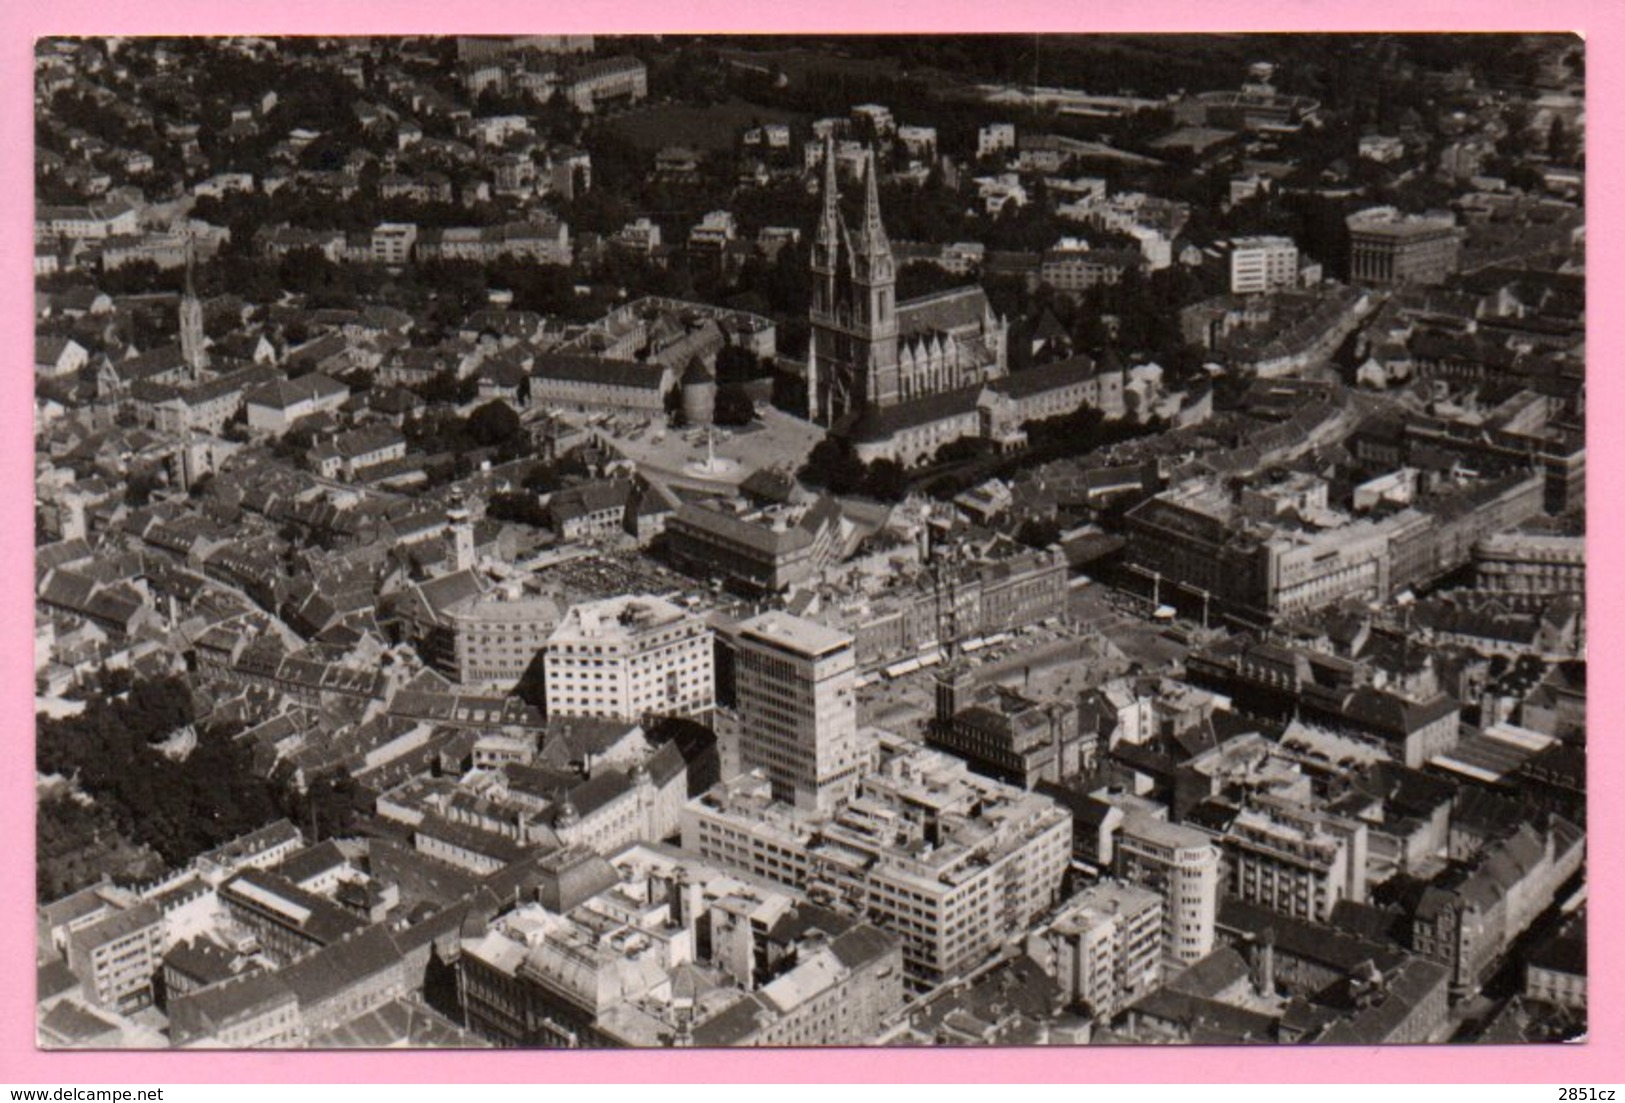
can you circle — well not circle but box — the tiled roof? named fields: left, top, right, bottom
left=990, top=354, right=1099, bottom=400
left=845, top=384, right=981, bottom=442
left=533, top=353, right=667, bottom=391
left=897, top=285, right=992, bottom=338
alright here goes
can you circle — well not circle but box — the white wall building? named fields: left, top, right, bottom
left=1227, top=235, right=1300, bottom=294
left=730, top=611, right=866, bottom=814
left=544, top=595, right=714, bottom=723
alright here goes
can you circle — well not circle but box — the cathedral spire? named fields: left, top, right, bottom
left=855, top=147, right=890, bottom=258
left=816, top=131, right=841, bottom=248
left=183, top=230, right=197, bottom=297
left=178, top=230, right=207, bottom=379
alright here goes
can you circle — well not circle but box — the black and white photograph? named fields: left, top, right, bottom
left=31, top=32, right=1586, bottom=1052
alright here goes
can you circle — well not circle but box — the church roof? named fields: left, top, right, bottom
left=844, top=385, right=983, bottom=443
left=897, top=286, right=992, bottom=338
left=991, top=354, right=1100, bottom=400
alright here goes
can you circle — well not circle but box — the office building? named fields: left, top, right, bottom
left=1226, top=235, right=1299, bottom=294
left=544, top=595, right=714, bottom=723
left=1114, top=813, right=1222, bottom=966
left=682, top=736, right=1072, bottom=989
left=1346, top=207, right=1462, bottom=286
left=729, top=611, right=865, bottom=813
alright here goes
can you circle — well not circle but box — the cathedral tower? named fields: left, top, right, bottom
left=848, top=149, right=900, bottom=409
left=808, top=142, right=900, bottom=426
left=179, top=233, right=208, bottom=381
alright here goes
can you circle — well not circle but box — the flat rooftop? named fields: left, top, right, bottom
left=735, top=610, right=853, bottom=658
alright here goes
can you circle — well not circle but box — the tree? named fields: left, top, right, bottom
left=933, top=437, right=988, bottom=465
left=864, top=460, right=911, bottom=503
left=715, top=345, right=764, bottom=384
left=486, top=491, right=550, bottom=528
left=36, top=674, right=282, bottom=869
left=1016, top=518, right=1062, bottom=549
left=467, top=400, right=522, bottom=447
left=799, top=437, right=867, bottom=495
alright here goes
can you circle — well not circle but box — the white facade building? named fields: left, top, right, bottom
left=682, top=735, right=1072, bottom=989
left=730, top=611, right=866, bottom=814
left=1227, top=235, right=1300, bottom=294
left=544, top=595, right=714, bottom=723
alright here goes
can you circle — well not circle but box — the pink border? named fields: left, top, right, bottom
left=4, top=0, right=1615, bottom=1083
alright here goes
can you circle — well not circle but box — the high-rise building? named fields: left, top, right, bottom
left=1115, top=812, right=1222, bottom=966
left=730, top=610, right=864, bottom=813
left=543, top=594, right=714, bottom=723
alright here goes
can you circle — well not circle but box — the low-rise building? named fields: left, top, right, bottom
left=457, top=844, right=904, bottom=1047
left=1475, top=532, right=1585, bottom=595
left=665, top=497, right=845, bottom=594
left=529, top=354, right=672, bottom=417
left=62, top=901, right=163, bottom=1015
left=244, top=374, right=350, bottom=435
left=306, top=425, right=408, bottom=480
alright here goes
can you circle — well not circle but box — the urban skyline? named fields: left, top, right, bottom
left=32, top=32, right=1585, bottom=1050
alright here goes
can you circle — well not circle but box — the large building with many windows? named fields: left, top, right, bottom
left=456, top=844, right=904, bottom=1048
left=1346, top=207, right=1462, bottom=286
left=1474, top=532, right=1585, bottom=596
left=682, top=734, right=1072, bottom=989
left=1114, top=813, right=1223, bottom=967
left=1226, top=235, right=1300, bottom=294
left=1025, top=882, right=1164, bottom=1020
left=61, top=900, right=164, bottom=1014
left=726, top=610, right=866, bottom=814
left=1220, top=803, right=1366, bottom=925
left=543, top=595, right=714, bottom=723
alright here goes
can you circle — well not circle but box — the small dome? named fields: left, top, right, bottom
left=555, top=797, right=580, bottom=828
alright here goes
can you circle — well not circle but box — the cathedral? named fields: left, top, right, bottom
left=807, top=135, right=1011, bottom=461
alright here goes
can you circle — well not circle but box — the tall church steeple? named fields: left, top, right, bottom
left=815, top=132, right=843, bottom=257
left=179, top=233, right=207, bottom=381
left=848, top=149, right=899, bottom=407
left=808, top=142, right=900, bottom=423
left=853, top=147, right=891, bottom=260
left=808, top=132, right=845, bottom=424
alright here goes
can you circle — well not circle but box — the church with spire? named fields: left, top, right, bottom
left=179, top=232, right=209, bottom=381
left=806, top=135, right=1016, bottom=465
left=806, top=135, right=1129, bottom=467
